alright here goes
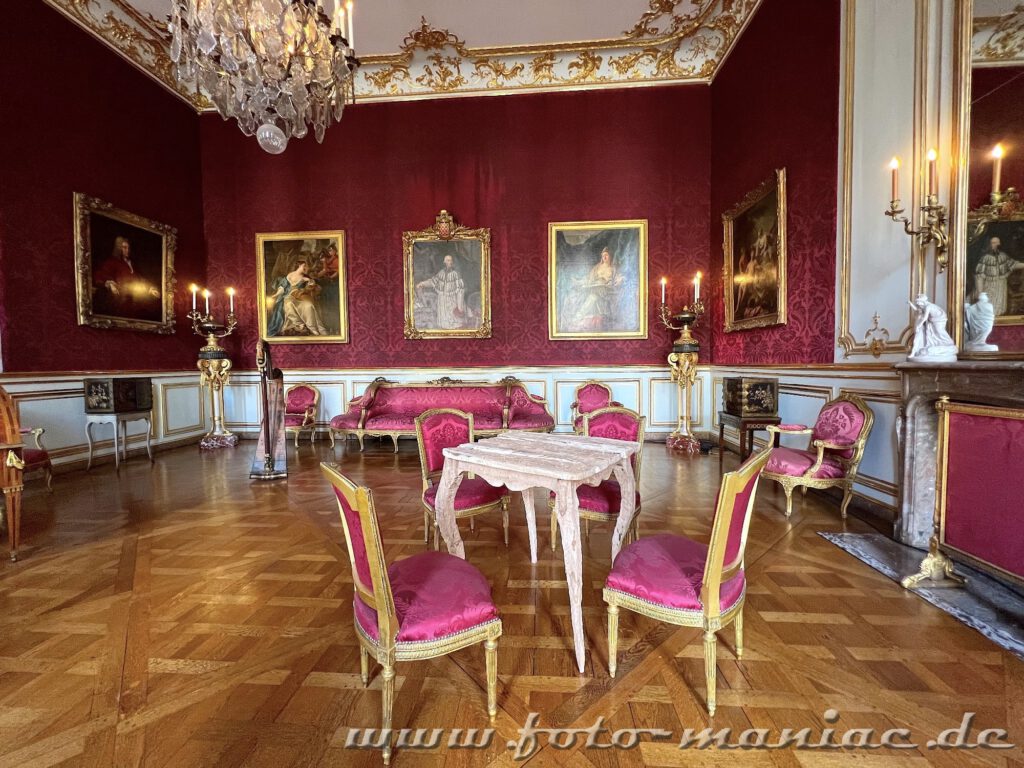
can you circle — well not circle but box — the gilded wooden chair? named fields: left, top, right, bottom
left=19, top=427, right=53, bottom=491
left=604, top=448, right=771, bottom=715
left=321, top=463, right=502, bottom=765
left=415, top=409, right=510, bottom=550
left=284, top=384, right=320, bottom=447
left=762, top=393, right=874, bottom=518
left=550, top=406, right=645, bottom=551
left=570, top=380, right=621, bottom=434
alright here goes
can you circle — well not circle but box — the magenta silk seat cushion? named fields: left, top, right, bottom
left=423, top=477, right=507, bottom=510
left=605, top=534, right=746, bottom=612
left=509, top=412, right=554, bottom=429
left=764, top=446, right=846, bottom=479
left=330, top=412, right=360, bottom=429
left=286, top=386, right=317, bottom=415
left=284, top=414, right=309, bottom=427
left=365, top=414, right=421, bottom=430
left=21, top=448, right=50, bottom=469
left=372, top=387, right=505, bottom=418
left=353, top=551, right=500, bottom=643
left=551, top=480, right=640, bottom=515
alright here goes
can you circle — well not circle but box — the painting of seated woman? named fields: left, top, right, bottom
left=548, top=220, right=648, bottom=339
left=256, top=231, right=349, bottom=344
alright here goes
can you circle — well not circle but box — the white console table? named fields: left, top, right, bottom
left=85, top=410, right=154, bottom=470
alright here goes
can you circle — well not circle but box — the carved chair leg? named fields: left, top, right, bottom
left=501, top=498, right=509, bottom=547
left=391, top=435, right=399, bottom=453
left=584, top=518, right=590, bottom=538
left=703, top=630, right=718, bottom=716
left=783, top=484, right=794, bottom=518
left=607, top=604, right=619, bottom=678
left=329, top=430, right=336, bottom=448
left=423, top=510, right=430, bottom=544
left=550, top=507, right=558, bottom=552
left=359, top=644, right=370, bottom=687
left=433, top=521, right=440, bottom=552
left=840, top=486, right=853, bottom=519
left=45, top=467, right=54, bottom=493
left=293, top=430, right=299, bottom=449
left=310, top=427, right=316, bottom=444
left=381, top=664, right=396, bottom=765
left=470, top=516, right=475, bottom=532
left=357, top=434, right=365, bottom=452
left=734, top=608, right=744, bottom=660
left=485, top=638, right=498, bottom=720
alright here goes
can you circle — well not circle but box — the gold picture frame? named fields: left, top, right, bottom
left=722, top=169, right=788, bottom=332
left=256, top=230, right=349, bottom=344
left=74, top=193, right=177, bottom=334
left=403, top=210, right=492, bottom=339
left=965, top=190, right=1024, bottom=327
left=548, top=219, right=648, bottom=340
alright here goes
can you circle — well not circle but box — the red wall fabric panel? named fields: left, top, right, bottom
left=201, top=86, right=711, bottom=368
left=968, top=66, right=1024, bottom=351
left=0, top=0, right=206, bottom=373
left=707, top=0, right=841, bottom=365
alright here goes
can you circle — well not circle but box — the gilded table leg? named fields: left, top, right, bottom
left=521, top=488, right=538, bottom=564
left=610, top=458, right=636, bottom=562
left=85, top=421, right=95, bottom=471
left=555, top=479, right=586, bottom=673
left=433, top=464, right=466, bottom=559
left=145, top=416, right=153, bottom=463
left=2, top=484, right=23, bottom=563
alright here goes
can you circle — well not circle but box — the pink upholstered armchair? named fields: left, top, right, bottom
left=570, top=381, right=622, bottom=433
left=284, top=384, right=320, bottom=447
left=551, top=406, right=645, bottom=551
left=321, top=462, right=502, bottom=766
left=604, top=448, right=771, bottom=715
left=19, top=427, right=53, bottom=491
left=415, top=409, right=510, bottom=549
left=762, top=393, right=874, bottom=518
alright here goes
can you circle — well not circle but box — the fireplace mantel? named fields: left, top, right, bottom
left=896, top=360, right=1024, bottom=549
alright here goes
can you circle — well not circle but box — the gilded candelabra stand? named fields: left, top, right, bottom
left=188, top=307, right=239, bottom=450
left=659, top=299, right=705, bottom=455
left=884, top=193, right=949, bottom=271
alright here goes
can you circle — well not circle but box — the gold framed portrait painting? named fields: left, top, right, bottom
left=722, top=169, right=788, bottom=332
left=966, top=193, right=1024, bottom=326
left=548, top=220, right=648, bottom=340
left=256, top=231, right=349, bottom=344
left=74, top=193, right=177, bottom=334
left=403, top=210, right=491, bottom=339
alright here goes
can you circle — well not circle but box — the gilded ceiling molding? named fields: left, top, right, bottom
left=973, top=6, right=1024, bottom=66
left=43, top=0, right=760, bottom=109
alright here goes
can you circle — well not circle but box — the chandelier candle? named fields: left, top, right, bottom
left=992, top=144, right=1004, bottom=196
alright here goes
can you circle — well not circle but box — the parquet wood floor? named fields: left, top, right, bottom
left=1, top=440, right=1021, bottom=767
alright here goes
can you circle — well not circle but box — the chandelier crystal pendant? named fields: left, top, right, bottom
left=169, top=0, right=360, bottom=154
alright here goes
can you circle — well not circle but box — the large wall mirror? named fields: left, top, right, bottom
left=954, top=0, right=1024, bottom=357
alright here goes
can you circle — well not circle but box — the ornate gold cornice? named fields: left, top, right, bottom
left=973, top=5, right=1024, bottom=66
left=43, top=0, right=761, bottom=110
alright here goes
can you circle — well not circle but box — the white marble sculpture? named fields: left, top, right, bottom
left=907, top=294, right=959, bottom=362
left=964, top=292, right=999, bottom=352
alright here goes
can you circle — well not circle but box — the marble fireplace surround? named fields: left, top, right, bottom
left=896, top=361, right=1024, bottom=550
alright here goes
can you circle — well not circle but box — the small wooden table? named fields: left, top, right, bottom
left=86, top=410, right=154, bottom=471
left=718, top=411, right=781, bottom=460
left=435, top=431, right=639, bottom=674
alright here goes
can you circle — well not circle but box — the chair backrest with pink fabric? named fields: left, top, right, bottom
left=700, top=448, right=771, bottom=619
left=810, top=394, right=872, bottom=460
left=414, top=409, right=474, bottom=486
left=285, top=384, right=319, bottom=416
left=321, top=462, right=398, bottom=649
left=370, top=384, right=505, bottom=417
left=583, top=406, right=646, bottom=478
left=574, top=381, right=614, bottom=416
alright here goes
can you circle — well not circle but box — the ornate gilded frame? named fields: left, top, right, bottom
left=255, top=230, right=349, bottom=345
left=965, top=191, right=1024, bottom=326
left=548, top=219, right=649, bottom=340
left=403, top=210, right=491, bottom=339
left=722, top=168, right=788, bottom=333
left=73, top=193, right=177, bottom=334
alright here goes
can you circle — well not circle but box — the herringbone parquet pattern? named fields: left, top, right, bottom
left=1, top=441, right=1021, bottom=767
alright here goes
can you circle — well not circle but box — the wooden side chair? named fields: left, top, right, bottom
left=604, top=448, right=771, bottom=715
left=19, top=427, right=53, bottom=491
left=570, top=380, right=621, bottom=433
left=415, top=409, right=510, bottom=550
left=762, top=393, right=874, bottom=518
left=551, top=406, right=645, bottom=551
left=321, top=463, right=502, bottom=765
left=284, top=384, right=320, bottom=447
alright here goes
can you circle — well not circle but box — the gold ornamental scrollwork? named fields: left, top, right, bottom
left=973, top=6, right=1024, bottom=64
left=862, top=313, right=892, bottom=359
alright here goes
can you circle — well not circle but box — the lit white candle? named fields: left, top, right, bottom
left=203, top=289, right=210, bottom=315
left=889, top=156, right=900, bottom=202
left=927, top=148, right=938, bottom=197
left=346, top=0, right=354, bottom=48
left=190, top=283, right=198, bottom=310
left=992, top=144, right=1005, bottom=195
left=227, top=287, right=235, bottom=313
left=660, top=277, right=666, bottom=305
left=694, top=271, right=702, bottom=302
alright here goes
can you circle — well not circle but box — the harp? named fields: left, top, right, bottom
left=250, top=340, right=288, bottom=479
left=0, top=386, right=25, bottom=560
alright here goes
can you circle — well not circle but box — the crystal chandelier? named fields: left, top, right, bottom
left=169, top=0, right=359, bottom=154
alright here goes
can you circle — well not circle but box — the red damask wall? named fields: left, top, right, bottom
left=201, top=86, right=711, bottom=368
left=0, top=0, right=205, bottom=373
left=707, top=0, right=841, bottom=365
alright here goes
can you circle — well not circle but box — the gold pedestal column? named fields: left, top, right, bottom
left=659, top=301, right=704, bottom=455
left=188, top=300, right=238, bottom=451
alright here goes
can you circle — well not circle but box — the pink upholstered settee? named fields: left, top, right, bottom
left=329, top=376, right=554, bottom=451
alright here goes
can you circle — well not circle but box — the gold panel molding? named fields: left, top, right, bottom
left=44, top=0, right=761, bottom=108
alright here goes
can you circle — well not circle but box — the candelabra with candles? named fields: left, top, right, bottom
left=188, top=284, right=239, bottom=450
left=975, top=143, right=1021, bottom=219
left=885, top=149, right=950, bottom=271
left=658, top=273, right=705, bottom=455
